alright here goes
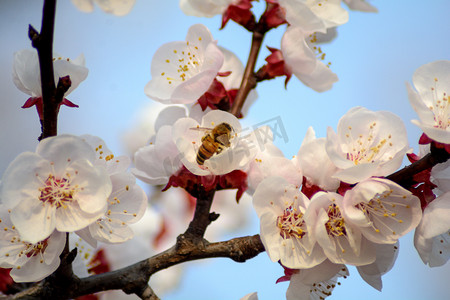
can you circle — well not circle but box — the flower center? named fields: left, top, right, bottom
left=308, top=33, right=332, bottom=68
left=344, top=124, right=393, bottom=165
left=24, top=238, right=49, bottom=258
left=325, top=204, right=347, bottom=237
left=429, top=77, right=450, bottom=129
left=355, top=190, right=408, bottom=235
left=38, top=174, right=78, bottom=209
left=277, top=206, right=307, bottom=239
left=161, top=40, right=203, bottom=85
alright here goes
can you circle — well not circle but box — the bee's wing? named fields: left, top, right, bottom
left=216, top=133, right=231, bottom=146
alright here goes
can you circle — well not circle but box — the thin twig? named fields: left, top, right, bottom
left=29, top=0, right=66, bottom=140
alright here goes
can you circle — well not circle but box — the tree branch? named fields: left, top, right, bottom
left=387, top=143, right=450, bottom=188
left=1, top=235, right=264, bottom=299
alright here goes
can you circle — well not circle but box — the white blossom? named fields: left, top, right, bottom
left=0, top=135, right=111, bottom=244
left=144, top=24, right=224, bottom=104
left=343, top=0, right=378, bottom=12
left=179, top=0, right=236, bottom=18
left=132, top=106, right=188, bottom=185
left=253, top=176, right=326, bottom=268
left=414, top=192, right=450, bottom=267
left=0, top=208, right=66, bottom=282
left=240, top=292, right=259, bottom=300
left=286, top=260, right=348, bottom=300
left=356, top=242, right=399, bottom=291
left=326, top=106, right=409, bottom=184
left=278, top=0, right=348, bottom=33
left=305, top=191, right=376, bottom=265
left=71, top=0, right=135, bottom=16
left=281, top=26, right=338, bottom=92
left=247, top=130, right=302, bottom=195
left=13, top=49, right=88, bottom=98
left=343, top=178, right=422, bottom=244
left=407, top=60, right=450, bottom=144
left=75, top=135, right=148, bottom=246
left=293, top=127, right=340, bottom=191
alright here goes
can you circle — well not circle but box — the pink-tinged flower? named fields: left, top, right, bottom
left=431, top=158, right=450, bottom=193
left=132, top=106, right=188, bottom=185
left=356, top=242, right=399, bottom=291
left=81, top=134, right=131, bottom=175
left=198, top=46, right=258, bottom=114
left=180, top=0, right=255, bottom=30
left=12, top=49, right=88, bottom=119
left=145, top=24, right=224, bottom=104
left=71, top=0, right=135, bottom=16
left=326, top=106, right=409, bottom=184
left=172, top=110, right=256, bottom=176
left=407, top=60, right=450, bottom=144
left=281, top=260, right=348, bottom=300
left=76, top=171, right=147, bottom=247
left=0, top=135, right=111, bottom=244
left=0, top=208, right=66, bottom=282
left=240, top=292, right=258, bottom=300
left=73, top=135, right=147, bottom=246
left=414, top=192, right=450, bottom=267
left=343, top=178, right=422, bottom=244
left=180, top=0, right=236, bottom=17
left=278, top=0, right=349, bottom=33
left=281, top=26, right=338, bottom=92
left=253, top=176, right=326, bottom=268
left=306, top=192, right=376, bottom=265
left=343, top=0, right=378, bottom=12
left=247, top=129, right=302, bottom=195
left=13, top=49, right=88, bottom=98
left=293, top=127, right=340, bottom=192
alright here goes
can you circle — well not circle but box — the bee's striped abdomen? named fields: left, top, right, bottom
left=196, top=135, right=218, bottom=165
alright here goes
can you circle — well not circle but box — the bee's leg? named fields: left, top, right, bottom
left=216, top=145, right=224, bottom=154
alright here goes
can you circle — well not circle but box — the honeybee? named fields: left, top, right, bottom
left=191, top=122, right=234, bottom=165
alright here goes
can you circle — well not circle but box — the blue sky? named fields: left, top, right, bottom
left=1, top=1, right=450, bottom=299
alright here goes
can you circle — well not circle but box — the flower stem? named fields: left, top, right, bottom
left=230, top=19, right=268, bottom=117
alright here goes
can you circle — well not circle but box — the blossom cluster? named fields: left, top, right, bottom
left=122, top=1, right=450, bottom=299
left=0, top=134, right=147, bottom=282
left=2, top=0, right=450, bottom=299
left=248, top=60, right=450, bottom=298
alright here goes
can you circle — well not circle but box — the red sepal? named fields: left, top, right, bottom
left=76, top=295, right=100, bottom=300
left=337, top=181, right=353, bottom=196
left=260, top=2, right=287, bottom=30
left=197, top=78, right=231, bottom=112
left=419, top=133, right=450, bottom=154
left=256, top=47, right=292, bottom=86
left=222, top=0, right=256, bottom=30
left=22, top=96, right=79, bottom=120
left=0, top=268, right=13, bottom=293
left=276, top=263, right=299, bottom=284
left=301, top=177, right=324, bottom=199
left=217, top=170, right=248, bottom=202
left=163, top=166, right=248, bottom=202
left=419, top=133, right=433, bottom=145
left=87, top=249, right=111, bottom=275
